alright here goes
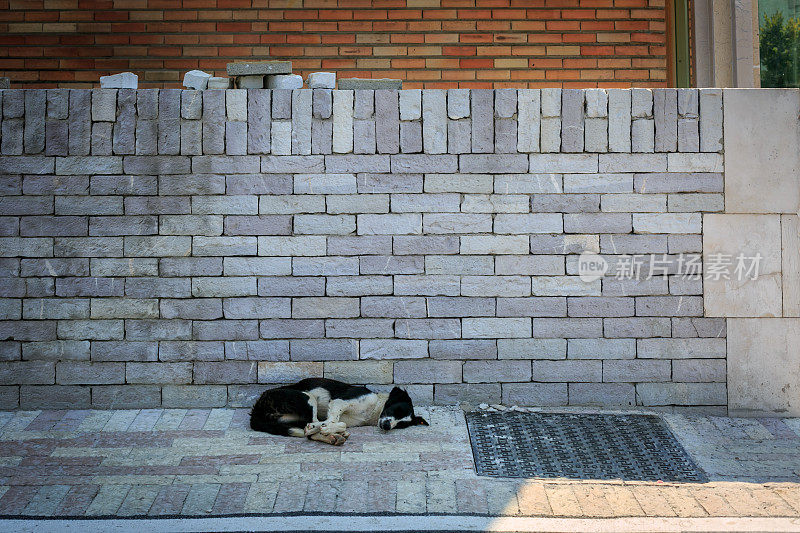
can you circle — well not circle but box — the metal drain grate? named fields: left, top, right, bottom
left=465, top=411, right=707, bottom=482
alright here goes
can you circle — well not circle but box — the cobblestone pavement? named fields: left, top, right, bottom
left=0, top=406, right=798, bottom=518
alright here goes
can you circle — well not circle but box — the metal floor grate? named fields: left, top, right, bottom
left=465, top=411, right=707, bottom=482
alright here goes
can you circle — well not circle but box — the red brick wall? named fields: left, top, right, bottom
left=0, top=0, right=668, bottom=89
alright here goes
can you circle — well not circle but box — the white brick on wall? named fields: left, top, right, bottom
left=0, top=88, right=727, bottom=411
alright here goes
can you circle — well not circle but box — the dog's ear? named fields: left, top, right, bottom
left=412, top=416, right=429, bottom=426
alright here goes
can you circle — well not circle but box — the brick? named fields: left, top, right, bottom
left=672, top=359, right=726, bottom=382
left=631, top=118, right=655, bottom=152
left=636, top=382, right=726, bottom=406
left=436, top=383, right=500, bottom=405
left=375, top=90, right=399, bottom=154
left=390, top=154, right=457, bottom=173
left=599, top=153, right=667, bottom=173
left=601, top=193, right=665, bottom=213
left=225, top=340, right=288, bottom=361
left=604, top=317, right=671, bottom=338
left=461, top=235, right=528, bottom=254
left=633, top=213, right=701, bottom=234
left=91, top=89, right=117, bottom=122
left=21, top=340, right=89, bottom=361
left=68, top=90, right=91, bottom=155
left=291, top=339, right=358, bottom=361
left=634, top=172, right=723, bottom=193
left=0, top=360, right=55, bottom=384
left=112, top=89, right=136, bottom=155
left=427, top=296, right=494, bottom=316
left=159, top=340, right=224, bottom=361
left=394, top=235, right=459, bottom=255
left=425, top=256, right=492, bottom=275
left=394, top=275, right=459, bottom=296
left=360, top=296, right=426, bottom=318
left=192, top=277, right=256, bottom=298
left=292, top=297, right=359, bottom=318
left=400, top=121, right=422, bottom=153
left=422, top=89, right=447, bottom=154
left=568, top=338, right=635, bottom=359
left=531, top=317, right=601, bottom=338
left=258, top=361, right=322, bottom=384
left=326, top=194, right=389, bottom=214
left=603, top=359, right=670, bottom=383
left=332, top=90, right=354, bottom=153
left=56, top=361, right=124, bottom=385
left=503, top=383, right=567, bottom=406
left=126, top=362, right=192, bottom=384
left=394, top=360, right=461, bottom=384
left=357, top=173, right=422, bottom=193
left=496, top=296, right=566, bottom=317
left=653, top=89, right=677, bottom=152
left=460, top=154, right=527, bottom=173
left=517, top=89, right=540, bottom=153
left=423, top=214, right=490, bottom=234
left=637, top=338, right=726, bottom=359
left=395, top=318, right=460, bottom=339
left=463, top=317, right=530, bottom=338
left=495, top=214, right=562, bottom=234
left=89, top=298, right=158, bottom=319
left=194, top=361, right=257, bottom=384
left=326, top=318, right=394, bottom=338
left=560, top=89, right=584, bottom=152
left=699, top=89, right=723, bottom=152
left=258, top=276, right=324, bottom=296
left=160, top=298, right=222, bottom=320
left=569, top=383, right=634, bottom=406
left=533, top=359, right=602, bottom=382
left=193, top=320, right=259, bottom=341
left=358, top=213, right=420, bottom=235
left=325, top=236, right=389, bottom=256
left=260, top=319, right=324, bottom=339
left=125, top=277, right=190, bottom=298
left=529, top=154, right=597, bottom=173
left=393, top=193, right=460, bottom=213
left=24, top=90, right=46, bottom=155
left=497, top=338, right=565, bottom=360
left=471, top=89, right=493, bottom=153
left=464, top=360, right=530, bottom=383
left=162, top=385, right=226, bottom=408
left=447, top=88, right=470, bottom=119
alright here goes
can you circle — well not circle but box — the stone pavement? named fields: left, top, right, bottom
left=0, top=406, right=799, bottom=520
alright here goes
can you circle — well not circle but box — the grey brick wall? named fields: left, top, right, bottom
left=0, top=88, right=726, bottom=411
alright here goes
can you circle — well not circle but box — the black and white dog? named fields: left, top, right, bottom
left=250, top=378, right=429, bottom=445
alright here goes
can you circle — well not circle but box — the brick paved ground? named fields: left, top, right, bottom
left=0, top=406, right=798, bottom=518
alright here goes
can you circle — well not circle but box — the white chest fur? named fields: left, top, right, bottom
left=338, top=393, right=388, bottom=427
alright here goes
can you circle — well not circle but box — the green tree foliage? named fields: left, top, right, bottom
left=760, top=12, right=800, bottom=87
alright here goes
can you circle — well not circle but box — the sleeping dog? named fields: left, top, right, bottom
left=250, top=378, right=428, bottom=445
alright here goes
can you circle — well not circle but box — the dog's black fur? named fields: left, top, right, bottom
left=250, top=378, right=428, bottom=442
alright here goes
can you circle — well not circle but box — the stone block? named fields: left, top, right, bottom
left=608, top=89, right=632, bottom=152
left=422, top=89, right=447, bottom=154
left=247, top=89, right=270, bottom=154
left=568, top=338, right=635, bottom=359
left=503, top=383, right=567, bottom=406
left=162, top=385, right=227, bottom=408
left=338, top=78, right=402, bottom=90
left=265, top=74, right=303, bottom=89
left=207, top=77, right=231, bottom=89
left=100, top=72, right=137, bottom=89
left=183, top=70, right=211, bottom=90
left=724, top=89, right=800, bottom=213
left=394, top=360, right=461, bottom=384
left=653, top=88, right=677, bottom=152
left=569, top=383, right=634, bottom=406
left=637, top=382, right=726, bottom=406
left=471, top=89, right=493, bottom=153
left=560, top=89, right=584, bottom=152
left=464, top=360, right=530, bottom=383
left=227, top=61, right=292, bottom=76
left=430, top=339, right=496, bottom=359
left=462, top=317, right=530, bottom=338
left=290, top=338, right=358, bottom=361
left=704, top=214, right=782, bottom=318
left=699, top=88, right=722, bottom=152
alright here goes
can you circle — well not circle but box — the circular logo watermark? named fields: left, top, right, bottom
left=578, top=252, right=608, bottom=283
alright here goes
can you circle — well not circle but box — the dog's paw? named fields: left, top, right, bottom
left=331, top=433, right=348, bottom=446
left=304, top=422, right=323, bottom=436
left=320, top=421, right=347, bottom=435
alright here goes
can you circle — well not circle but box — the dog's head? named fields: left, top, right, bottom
left=378, top=387, right=429, bottom=431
